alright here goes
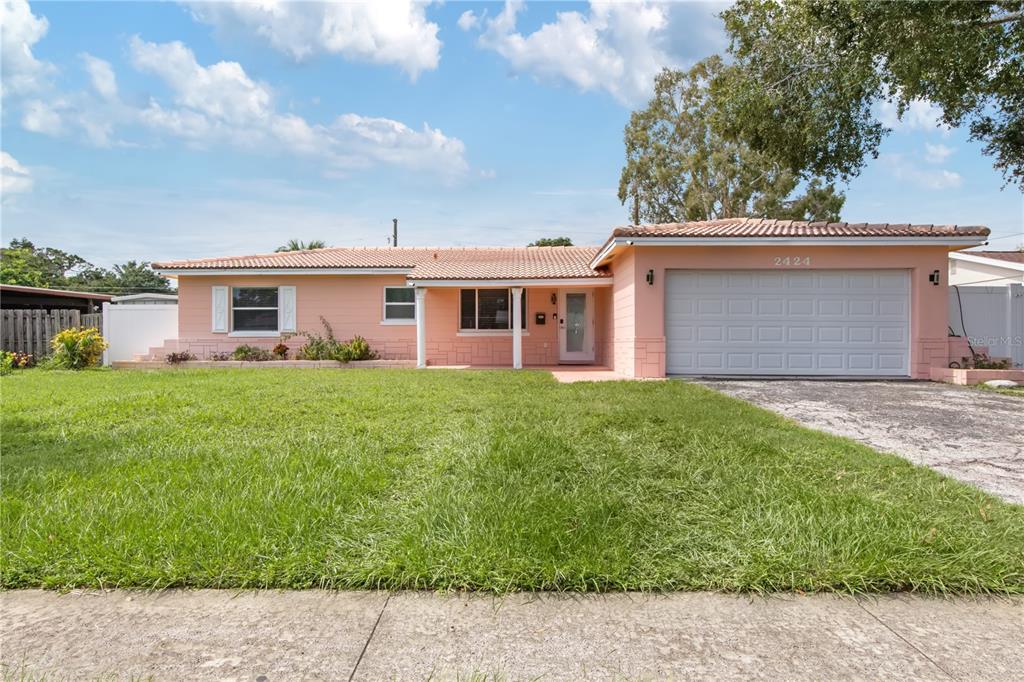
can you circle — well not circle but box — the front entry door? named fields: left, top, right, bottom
left=558, top=289, right=595, bottom=363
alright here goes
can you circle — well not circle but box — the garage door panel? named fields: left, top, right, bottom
left=726, top=353, right=754, bottom=369
left=848, top=326, right=875, bottom=343
left=666, top=269, right=909, bottom=376
left=728, top=299, right=754, bottom=315
left=788, top=327, right=813, bottom=343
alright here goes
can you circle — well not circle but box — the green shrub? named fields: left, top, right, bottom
left=338, top=335, right=378, bottom=362
left=0, top=351, right=35, bottom=375
left=165, top=351, right=196, bottom=364
left=49, top=327, right=108, bottom=369
left=288, top=316, right=343, bottom=360
left=231, top=345, right=273, bottom=361
left=963, top=354, right=1011, bottom=370
left=285, top=318, right=379, bottom=362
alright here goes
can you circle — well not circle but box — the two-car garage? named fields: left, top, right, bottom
left=664, top=269, right=911, bottom=377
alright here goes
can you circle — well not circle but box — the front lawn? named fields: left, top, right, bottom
left=2, top=369, right=1022, bottom=593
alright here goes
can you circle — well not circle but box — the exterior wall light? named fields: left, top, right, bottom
left=929, top=270, right=941, bottom=285
left=646, top=269, right=655, bottom=286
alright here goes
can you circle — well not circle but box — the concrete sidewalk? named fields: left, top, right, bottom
left=2, top=590, right=1021, bottom=680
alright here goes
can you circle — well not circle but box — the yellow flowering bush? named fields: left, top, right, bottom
left=49, top=327, right=108, bottom=369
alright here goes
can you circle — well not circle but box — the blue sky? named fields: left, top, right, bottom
left=2, top=0, right=1021, bottom=267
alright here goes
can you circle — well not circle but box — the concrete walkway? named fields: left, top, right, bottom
left=2, top=590, right=1021, bottom=680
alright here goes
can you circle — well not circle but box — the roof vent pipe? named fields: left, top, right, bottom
left=393, top=218, right=398, bottom=247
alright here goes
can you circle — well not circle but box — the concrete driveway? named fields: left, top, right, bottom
left=695, top=380, right=1024, bottom=505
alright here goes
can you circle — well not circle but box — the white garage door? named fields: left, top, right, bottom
left=665, top=270, right=910, bottom=376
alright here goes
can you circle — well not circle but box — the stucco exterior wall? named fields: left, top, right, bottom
left=618, top=244, right=954, bottom=379
left=169, top=276, right=579, bottom=366
left=609, top=248, right=637, bottom=376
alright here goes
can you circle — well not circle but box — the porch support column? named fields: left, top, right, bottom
left=511, top=286, right=523, bottom=369
left=415, top=287, right=426, bottom=368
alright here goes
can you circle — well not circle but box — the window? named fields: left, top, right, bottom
left=232, top=287, right=278, bottom=333
left=384, top=286, right=416, bottom=321
left=459, top=288, right=526, bottom=331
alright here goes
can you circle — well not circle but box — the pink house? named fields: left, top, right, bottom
left=151, top=218, right=990, bottom=379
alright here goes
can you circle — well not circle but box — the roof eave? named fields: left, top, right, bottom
left=406, top=277, right=613, bottom=287
left=152, top=267, right=415, bottom=276
left=950, top=251, right=1024, bottom=272
left=590, top=235, right=989, bottom=268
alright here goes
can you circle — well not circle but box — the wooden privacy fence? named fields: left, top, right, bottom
left=0, top=309, right=104, bottom=357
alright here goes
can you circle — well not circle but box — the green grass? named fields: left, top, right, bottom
left=972, top=383, right=1024, bottom=398
left=2, top=369, right=1022, bottom=594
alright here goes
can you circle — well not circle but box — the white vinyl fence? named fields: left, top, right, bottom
left=949, top=283, right=1024, bottom=367
left=102, top=301, right=178, bottom=364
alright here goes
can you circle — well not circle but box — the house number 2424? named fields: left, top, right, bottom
left=773, top=256, right=811, bottom=267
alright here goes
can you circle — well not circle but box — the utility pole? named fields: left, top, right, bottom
left=392, top=218, right=399, bottom=247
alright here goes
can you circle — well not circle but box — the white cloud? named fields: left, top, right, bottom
left=21, top=99, right=63, bottom=135
left=876, top=98, right=950, bottom=133
left=924, top=143, right=954, bottom=164
left=1, top=151, right=33, bottom=198
left=187, top=1, right=441, bottom=80
left=468, top=1, right=726, bottom=106
left=130, top=37, right=272, bottom=124
left=80, top=53, right=117, bottom=99
left=125, top=37, right=468, bottom=180
left=21, top=95, right=116, bottom=147
left=457, top=10, right=479, bottom=31
left=10, top=23, right=468, bottom=183
left=881, top=153, right=962, bottom=190
left=0, top=0, right=55, bottom=96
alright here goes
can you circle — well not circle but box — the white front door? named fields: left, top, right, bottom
left=558, top=289, right=595, bottom=363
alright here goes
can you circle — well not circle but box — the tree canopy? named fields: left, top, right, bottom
left=719, top=0, right=1024, bottom=187
left=528, top=237, right=574, bottom=246
left=619, top=57, right=844, bottom=224
left=0, top=239, right=171, bottom=294
left=276, top=239, right=327, bottom=252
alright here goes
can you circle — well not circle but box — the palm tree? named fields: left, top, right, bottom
left=275, top=239, right=327, bottom=252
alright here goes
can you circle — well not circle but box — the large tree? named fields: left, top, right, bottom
left=619, top=57, right=844, bottom=224
left=0, top=239, right=170, bottom=294
left=0, top=239, right=89, bottom=288
left=69, top=261, right=172, bottom=295
left=719, top=0, right=1024, bottom=187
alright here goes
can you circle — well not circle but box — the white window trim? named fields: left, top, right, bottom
left=457, top=330, right=531, bottom=337
left=381, top=286, right=416, bottom=325
left=228, top=331, right=280, bottom=338
left=459, top=288, right=528, bottom=332
left=231, top=286, right=280, bottom=335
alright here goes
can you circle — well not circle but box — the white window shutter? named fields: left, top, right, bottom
left=279, top=286, right=296, bottom=333
left=211, top=286, right=228, bottom=333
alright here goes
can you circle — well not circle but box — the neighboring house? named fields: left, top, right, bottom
left=111, top=293, right=179, bottom=305
left=151, top=218, right=989, bottom=379
left=949, top=251, right=1024, bottom=286
left=0, top=284, right=112, bottom=313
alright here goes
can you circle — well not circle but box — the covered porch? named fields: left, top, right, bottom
left=409, top=279, right=613, bottom=370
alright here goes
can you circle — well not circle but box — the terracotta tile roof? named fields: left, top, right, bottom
left=611, top=218, right=991, bottom=239
left=967, top=251, right=1024, bottom=264
left=153, top=246, right=609, bottom=280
